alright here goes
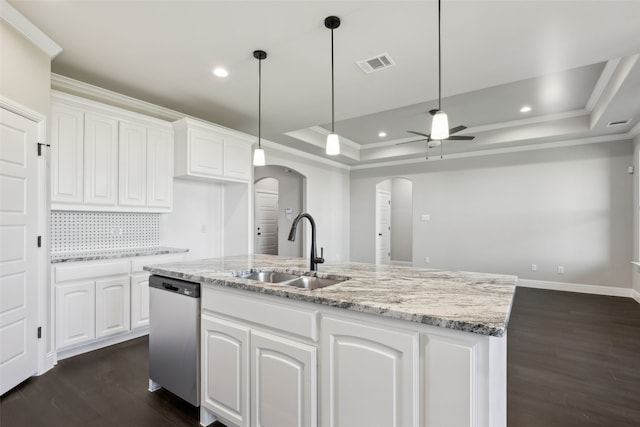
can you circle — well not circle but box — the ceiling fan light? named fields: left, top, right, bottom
left=431, top=110, right=449, bottom=140
left=253, top=147, right=266, bottom=166
left=326, top=133, right=340, bottom=155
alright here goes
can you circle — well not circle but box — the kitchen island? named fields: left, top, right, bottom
left=145, top=254, right=517, bottom=427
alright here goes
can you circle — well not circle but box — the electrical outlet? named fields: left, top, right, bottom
left=557, top=265, right=565, bottom=274
left=531, top=264, right=537, bottom=271
left=420, top=214, right=430, bottom=222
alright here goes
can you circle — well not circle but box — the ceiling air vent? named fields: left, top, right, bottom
left=356, top=53, right=395, bottom=74
left=607, top=119, right=631, bottom=127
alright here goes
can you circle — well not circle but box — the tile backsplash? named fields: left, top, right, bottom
left=51, top=211, right=160, bottom=253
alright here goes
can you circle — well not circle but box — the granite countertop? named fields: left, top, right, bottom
left=51, top=246, right=189, bottom=263
left=144, top=254, right=517, bottom=337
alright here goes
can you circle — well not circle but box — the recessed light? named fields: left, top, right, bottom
left=520, top=105, right=532, bottom=113
left=378, top=131, right=387, bottom=137
left=212, top=67, right=229, bottom=78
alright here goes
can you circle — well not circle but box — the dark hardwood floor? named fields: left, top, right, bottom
left=1, top=287, right=639, bottom=427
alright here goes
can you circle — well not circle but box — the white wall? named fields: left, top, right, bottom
left=260, top=146, right=350, bottom=262
left=351, top=141, right=634, bottom=289
left=160, top=178, right=224, bottom=260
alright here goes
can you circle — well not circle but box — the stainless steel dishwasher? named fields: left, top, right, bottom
left=148, top=275, right=200, bottom=406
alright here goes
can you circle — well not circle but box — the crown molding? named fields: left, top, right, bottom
left=0, top=0, right=62, bottom=58
left=351, top=133, right=633, bottom=171
left=51, top=74, right=349, bottom=171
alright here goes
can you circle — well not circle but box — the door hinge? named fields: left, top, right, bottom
left=37, top=236, right=42, bottom=247
left=37, top=326, right=42, bottom=339
left=37, top=142, right=50, bottom=156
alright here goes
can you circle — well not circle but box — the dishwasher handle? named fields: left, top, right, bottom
left=163, top=283, right=180, bottom=292
left=149, top=275, right=201, bottom=298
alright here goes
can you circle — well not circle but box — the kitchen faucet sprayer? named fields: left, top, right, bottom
left=288, top=213, right=325, bottom=271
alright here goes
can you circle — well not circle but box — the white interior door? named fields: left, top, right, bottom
left=0, top=108, right=38, bottom=395
left=376, top=190, right=391, bottom=265
left=255, top=190, right=278, bottom=255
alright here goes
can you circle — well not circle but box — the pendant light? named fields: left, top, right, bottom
left=325, top=16, right=341, bottom=156
left=430, top=0, right=449, bottom=140
left=253, top=49, right=267, bottom=166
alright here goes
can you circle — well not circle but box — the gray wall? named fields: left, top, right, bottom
left=255, top=165, right=304, bottom=258
left=351, top=141, right=634, bottom=289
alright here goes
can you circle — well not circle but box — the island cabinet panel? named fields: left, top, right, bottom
left=320, top=315, right=419, bottom=427
left=201, top=314, right=250, bottom=427
left=250, top=330, right=317, bottom=427
left=423, top=335, right=477, bottom=427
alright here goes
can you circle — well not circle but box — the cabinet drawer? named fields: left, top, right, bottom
left=54, top=259, right=131, bottom=283
left=203, top=287, right=319, bottom=342
left=131, top=253, right=185, bottom=272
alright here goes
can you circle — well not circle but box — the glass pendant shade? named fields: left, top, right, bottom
left=430, top=110, right=449, bottom=140
left=326, top=133, right=340, bottom=155
left=253, top=147, right=266, bottom=166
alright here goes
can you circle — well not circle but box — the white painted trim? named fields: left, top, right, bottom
left=517, top=278, right=635, bottom=300
left=52, top=74, right=349, bottom=171
left=56, top=328, right=149, bottom=360
left=0, top=0, right=62, bottom=58
left=632, top=261, right=640, bottom=267
left=631, top=289, right=640, bottom=304
left=391, top=260, right=413, bottom=267
left=585, top=58, right=620, bottom=112
left=0, top=95, right=45, bottom=122
left=352, top=133, right=632, bottom=170
left=629, top=120, right=640, bottom=138
left=360, top=109, right=590, bottom=151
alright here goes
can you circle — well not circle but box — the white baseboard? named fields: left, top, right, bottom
left=517, top=279, right=638, bottom=301
left=57, top=328, right=149, bottom=361
left=391, top=260, right=413, bottom=267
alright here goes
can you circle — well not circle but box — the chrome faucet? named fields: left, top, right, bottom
left=288, top=213, right=325, bottom=271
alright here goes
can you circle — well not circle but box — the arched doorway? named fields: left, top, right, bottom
left=254, top=165, right=305, bottom=257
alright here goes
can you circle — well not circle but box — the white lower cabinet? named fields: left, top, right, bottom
left=200, top=286, right=503, bottom=427
left=320, top=316, right=418, bottom=427
left=130, top=272, right=151, bottom=329
left=55, top=282, right=96, bottom=348
left=202, top=314, right=250, bottom=427
left=251, top=330, right=317, bottom=427
left=53, top=254, right=185, bottom=355
left=95, top=276, right=130, bottom=338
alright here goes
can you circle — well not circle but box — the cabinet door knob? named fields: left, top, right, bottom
left=257, top=232, right=261, bottom=236
left=378, top=233, right=382, bottom=236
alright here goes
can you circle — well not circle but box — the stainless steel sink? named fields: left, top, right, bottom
left=237, top=271, right=299, bottom=283
left=281, top=276, right=343, bottom=290
left=234, top=269, right=349, bottom=290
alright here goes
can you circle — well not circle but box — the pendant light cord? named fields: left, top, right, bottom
left=331, top=26, right=335, bottom=133
left=438, top=0, right=442, bottom=112
left=258, top=57, right=262, bottom=148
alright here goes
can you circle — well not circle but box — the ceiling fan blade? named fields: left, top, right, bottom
left=449, top=125, right=467, bottom=135
left=447, top=135, right=475, bottom=140
left=407, top=130, right=431, bottom=138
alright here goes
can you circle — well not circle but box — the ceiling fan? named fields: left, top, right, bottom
left=398, top=109, right=475, bottom=159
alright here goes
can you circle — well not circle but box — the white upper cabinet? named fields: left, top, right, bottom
left=50, top=92, right=173, bottom=212
left=174, top=118, right=252, bottom=183
left=84, top=112, right=118, bottom=207
left=51, top=103, right=84, bottom=204
left=118, top=121, right=148, bottom=207
left=146, top=127, right=174, bottom=209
